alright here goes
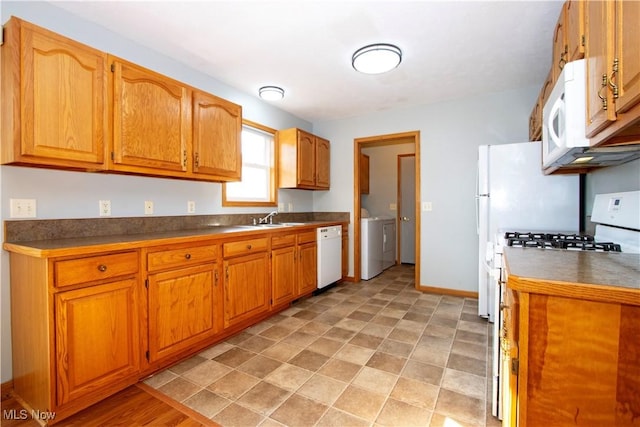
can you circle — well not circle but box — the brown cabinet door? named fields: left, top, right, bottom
left=147, top=263, right=220, bottom=363
left=223, top=252, right=270, bottom=328
left=315, top=137, right=331, bottom=189
left=111, top=57, right=190, bottom=173
left=566, top=0, right=585, bottom=61
left=585, top=0, right=617, bottom=137
left=192, top=90, right=242, bottom=180
left=360, top=153, right=370, bottom=194
left=271, top=246, right=296, bottom=306
left=297, top=242, right=317, bottom=296
left=55, top=279, right=140, bottom=406
left=12, top=19, right=107, bottom=167
left=552, top=3, right=567, bottom=83
left=297, top=130, right=316, bottom=187
left=614, top=0, right=640, bottom=114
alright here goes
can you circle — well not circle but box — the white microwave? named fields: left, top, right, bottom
left=542, top=59, right=592, bottom=168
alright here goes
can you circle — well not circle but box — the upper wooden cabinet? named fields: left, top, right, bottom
left=192, top=90, right=242, bottom=180
left=1, top=17, right=242, bottom=182
left=552, top=4, right=568, bottom=84
left=585, top=0, right=640, bottom=143
left=278, top=128, right=330, bottom=190
left=529, top=71, right=553, bottom=141
left=565, top=0, right=585, bottom=62
left=360, top=153, right=370, bottom=194
left=110, top=56, right=191, bottom=176
left=1, top=17, right=108, bottom=169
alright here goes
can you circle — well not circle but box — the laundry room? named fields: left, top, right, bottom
left=359, top=140, right=416, bottom=280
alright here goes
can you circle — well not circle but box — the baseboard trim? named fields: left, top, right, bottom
left=418, top=284, right=478, bottom=299
left=1, top=380, right=13, bottom=401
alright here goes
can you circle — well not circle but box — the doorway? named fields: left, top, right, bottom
left=353, top=131, right=420, bottom=289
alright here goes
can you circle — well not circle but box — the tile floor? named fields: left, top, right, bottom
left=145, top=264, right=501, bottom=427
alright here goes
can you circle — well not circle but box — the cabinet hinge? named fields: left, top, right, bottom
left=145, top=279, right=149, bottom=289
left=511, top=358, right=519, bottom=375
left=111, top=151, right=115, bottom=161
left=581, top=34, right=585, bottom=47
left=111, top=63, right=115, bottom=72
left=145, top=350, right=150, bottom=361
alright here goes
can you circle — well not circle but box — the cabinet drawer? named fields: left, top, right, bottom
left=55, top=251, right=139, bottom=288
left=298, top=231, right=316, bottom=245
left=147, top=244, right=218, bottom=272
left=271, top=234, right=296, bottom=249
left=223, top=238, right=268, bottom=258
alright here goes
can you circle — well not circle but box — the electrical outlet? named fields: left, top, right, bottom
left=278, top=202, right=285, bottom=213
left=187, top=201, right=196, bottom=213
left=10, top=199, right=37, bottom=218
left=144, top=201, right=154, bottom=215
left=390, top=203, right=397, bottom=211
left=422, top=201, right=433, bottom=211
left=288, top=202, right=293, bottom=212
left=99, top=200, right=111, bottom=216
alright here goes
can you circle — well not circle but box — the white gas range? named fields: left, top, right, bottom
left=491, top=190, right=640, bottom=421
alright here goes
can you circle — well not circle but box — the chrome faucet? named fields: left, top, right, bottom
left=258, top=210, right=278, bottom=224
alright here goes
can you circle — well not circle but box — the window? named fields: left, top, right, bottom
left=222, top=120, right=277, bottom=206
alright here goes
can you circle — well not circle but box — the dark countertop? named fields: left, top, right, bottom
left=504, top=247, right=640, bottom=306
left=3, top=220, right=346, bottom=258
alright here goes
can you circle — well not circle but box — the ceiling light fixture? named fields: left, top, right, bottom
left=259, top=86, right=285, bottom=101
left=352, top=43, right=402, bottom=74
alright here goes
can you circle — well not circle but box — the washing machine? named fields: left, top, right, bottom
left=361, top=217, right=384, bottom=280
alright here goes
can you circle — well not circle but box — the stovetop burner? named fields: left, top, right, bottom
left=504, top=232, right=622, bottom=252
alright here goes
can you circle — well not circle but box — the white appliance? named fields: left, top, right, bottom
left=476, top=141, right=580, bottom=323
left=361, top=217, right=384, bottom=279
left=382, top=218, right=396, bottom=269
left=493, top=190, right=640, bottom=422
left=542, top=59, right=590, bottom=168
left=317, top=226, right=342, bottom=289
left=542, top=59, right=640, bottom=170
left=591, top=190, right=640, bottom=254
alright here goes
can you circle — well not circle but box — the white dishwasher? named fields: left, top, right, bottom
left=317, top=226, right=342, bottom=289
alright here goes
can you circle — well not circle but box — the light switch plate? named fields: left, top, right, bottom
left=422, top=202, right=433, bottom=211
left=390, top=203, right=397, bottom=211
left=187, top=201, right=196, bottom=213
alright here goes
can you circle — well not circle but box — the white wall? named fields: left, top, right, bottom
left=313, top=86, right=540, bottom=291
left=361, top=143, right=415, bottom=218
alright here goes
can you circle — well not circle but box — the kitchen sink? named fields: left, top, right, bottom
left=276, top=222, right=306, bottom=226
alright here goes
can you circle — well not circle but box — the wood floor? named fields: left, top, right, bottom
left=1, top=384, right=217, bottom=426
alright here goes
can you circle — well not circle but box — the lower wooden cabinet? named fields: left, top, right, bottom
left=297, top=236, right=317, bottom=296
left=55, top=279, right=140, bottom=406
left=506, top=287, right=640, bottom=427
left=147, top=264, right=220, bottom=364
left=271, top=245, right=297, bottom=307
left=144, top=242, right=221, bottom=365
left=223, top=237, right=270, bottom=329
left=8, top=250, right=142, bottom=422
left=271, top=231, right=317, bottom=308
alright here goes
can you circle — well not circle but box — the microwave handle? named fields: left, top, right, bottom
left=547, top=96, right=563, bottom=147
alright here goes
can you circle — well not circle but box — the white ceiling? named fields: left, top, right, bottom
left=49, top=0, right=564, bottom=123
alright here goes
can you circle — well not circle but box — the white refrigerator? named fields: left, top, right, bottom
left=476, top=141, right=580, bottom=322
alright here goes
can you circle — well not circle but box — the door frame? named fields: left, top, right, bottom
left=397, top=153, right=416, bottom=264
left=353, top=131, right=421, bottom=289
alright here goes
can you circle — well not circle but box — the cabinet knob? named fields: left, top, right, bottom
left=247, top=244, right=252, bottom=250
left=185, top=253, right=191, bottom=259
left=97, top=264, right=107, bottom=272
